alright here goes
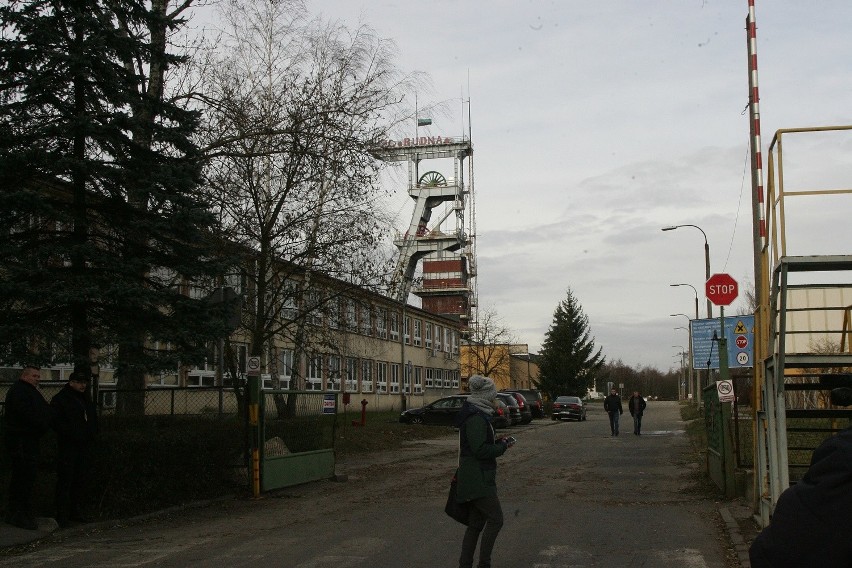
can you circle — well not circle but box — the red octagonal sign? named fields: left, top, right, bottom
left=706, top=273, right=739, bottom=306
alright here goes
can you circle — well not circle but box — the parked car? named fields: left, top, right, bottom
left=399, top=395, right=468, bottom=425
left=502, top=391, right=532, bottom=424
left=399, top=395, right=510, bottom=428
left=495, top=392, right=522, bottom=426
left=491, top=400, right=511, bottom=429
left=551, top=395, right=586, bottom=421
left=504, top=389, right=544, bottom=418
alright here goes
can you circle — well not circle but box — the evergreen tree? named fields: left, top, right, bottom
left=537, top=288, right=605, bottom=400
left=0, top=1, right=229, bottom=397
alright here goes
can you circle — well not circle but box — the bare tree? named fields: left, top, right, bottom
left=462, top=307, right=519, bottom=381
left=195, top=0, right=422, bottom=391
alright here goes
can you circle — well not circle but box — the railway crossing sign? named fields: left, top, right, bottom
left=706, top=273, right=739, bottom=306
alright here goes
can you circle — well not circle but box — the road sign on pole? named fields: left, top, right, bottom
left=706, top=273, right=739, bottom=306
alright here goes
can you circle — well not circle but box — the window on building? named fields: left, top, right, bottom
left=327, top=355, right=341, bottom=391
left=413, top=319, right=422, bottom=347
left=414, top=367, right=423, bottom=394
left=434, top=368, right=444, bottom=388
left=452, top=330, right=459, bottom=354
left=345, top=298, right=357, bottom=330
left=361, top=360, right=373, bottom=392
left=425, top=322, right=432, bottom=350
left=451, top=370, right=460, bottom=388
left=307, top=290, right=323, bottom=326
left=403, top=315, right=411, bottom=344
left=444, top=327, right=451, bottom=353
left=281, top=279, right=298, bottom=321
left=377, top=308, right=387, bottom=339
left=224, top=271, right=245, bottom=295
left=360, top=303, right=372, bottom=336
left=306, top=353, right=323, bottom=391
left=186, top=373, right=215, bottom=387
left=279, top=349, right=293, bottom=389
left=390, top=363, right=400, bottom=393
left=345, top=357, right=359, bottom=392
left=376, top=361, right=387, bottom=392
left=389, top=311, right=399, bottom=341
left=327, top=297, right=340, bottom=329
left=425, top=367, right=433, bottom=388
left=434, top=325, right=442, bottom=353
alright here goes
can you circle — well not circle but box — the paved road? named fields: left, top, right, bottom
left=0, top=401, right=735, bottom=567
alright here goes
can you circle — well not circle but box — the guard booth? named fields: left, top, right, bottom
left=247, top=375, right=337, bottom=493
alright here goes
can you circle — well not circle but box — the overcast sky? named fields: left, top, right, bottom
left=282, top=1, right=852, bottom=371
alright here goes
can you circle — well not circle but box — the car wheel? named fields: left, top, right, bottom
left=410, top=416, right=424, bottom=424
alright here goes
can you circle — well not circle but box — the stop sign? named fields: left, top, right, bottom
left=706, top=273, right=739, bottom=306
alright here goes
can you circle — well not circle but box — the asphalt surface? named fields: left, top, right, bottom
left=0, top=401, right=755, bottom=567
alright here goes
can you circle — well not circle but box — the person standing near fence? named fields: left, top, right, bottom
left=51, top=364, right=98, bottom=527
left=3, top=365, right=53, bottom=530
left=628, top=391, right=647, bottom=435
left=603, top=387, right=623, bottom=436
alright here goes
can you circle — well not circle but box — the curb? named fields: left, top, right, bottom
left=720, top=506, right=751, bottom=568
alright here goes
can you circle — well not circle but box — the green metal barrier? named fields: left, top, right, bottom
left=704, top=384, right=736, bottom=497
left=258, top=389, right=337, bottom=491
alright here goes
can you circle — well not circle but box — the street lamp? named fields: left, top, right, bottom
left=672, top=346, right=687, bottom=400
left=662, top=224, right=712, bottom=318
left=670, top=313, right=691, bottom=322
left=670, top=283, right=699, bottom=320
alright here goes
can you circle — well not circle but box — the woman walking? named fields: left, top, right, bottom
left=454, top=375, right=514, bottom=568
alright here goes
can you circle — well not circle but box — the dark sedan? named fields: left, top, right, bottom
left=399, top=395, right=468, bottom=425
left=552, top=395, right=587, bottom=421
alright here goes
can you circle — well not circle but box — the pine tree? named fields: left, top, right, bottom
left=537, top=288, right=605, bottom=400
left=0, top=1, right=230, bottom=398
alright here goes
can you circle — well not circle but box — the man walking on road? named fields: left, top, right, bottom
left=604, top=388, right=623, bottom=436
left=628, top=391, right=647, bottom=435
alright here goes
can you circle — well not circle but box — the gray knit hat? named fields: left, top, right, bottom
left=468, top=375, right=497, bottom=402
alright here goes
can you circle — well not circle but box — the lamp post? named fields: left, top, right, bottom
left=662, top=224, right=712, bottom=318
left=670, top=283, right=699, bottom=320
left=672, top=347, right=686, bottom=400
left=670, top=314, right=697, bottom=404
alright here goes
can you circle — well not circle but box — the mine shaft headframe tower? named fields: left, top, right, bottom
left=373, top=135, right=477, bottom=330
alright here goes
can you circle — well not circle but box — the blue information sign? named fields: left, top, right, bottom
left=690, top=314, right=755, bottom=370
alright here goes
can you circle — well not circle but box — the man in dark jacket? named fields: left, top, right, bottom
left=3, top=365, right=52, bottom=530
left=603, top=388, right=623, bottom=436
left=454, top=375, right=513, bottom=568
left=51, top=364, right=98, bottom=527
left=749, top=420, right=852, bottom=566
left=628, top=391, right=647, bottom=435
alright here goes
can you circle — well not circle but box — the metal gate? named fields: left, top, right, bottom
left=248, top=377, right=337, bottom=493
left=704, top=384, right=736, bottom=498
